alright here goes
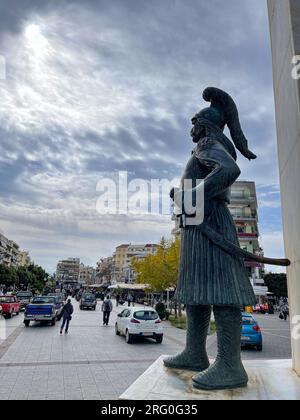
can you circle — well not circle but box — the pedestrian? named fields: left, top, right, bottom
left=60, top=299, right=74, bottom=335
left=280, top=300, right=289, bottom=321
left=127, top=293, right=132, bottom=307
left=116, top=293, right=120, bottom=307
left=102, top=295, right=113, bottom=326
left=132, top=294, right=136, bottom=307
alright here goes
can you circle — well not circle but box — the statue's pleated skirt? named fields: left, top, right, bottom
left=176, top=203, right=257, bottom=306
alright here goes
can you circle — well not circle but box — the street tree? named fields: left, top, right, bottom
left=132, top=237, right=180, bottom=292
left=264, top=273, right=288, bottom=298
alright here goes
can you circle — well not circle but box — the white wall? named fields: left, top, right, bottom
left=268, top=0, right=300, bottom=376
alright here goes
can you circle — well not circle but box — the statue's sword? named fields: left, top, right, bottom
left=178, top=215, right=290, bottom=267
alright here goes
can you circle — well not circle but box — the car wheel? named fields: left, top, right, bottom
left=156, top=336, right=163, bottom=344
left=257, top=345, right=263, bottom=351
left=51, top=319, right=56, bottom=326
left=115, top=323, right=120, bottom=336
left=125, top=330, right=133, bottom=344
left=24, top=320, right=30, bottom=327
left=80, top=306, right=83, bottom=310
left=7, top=312, right=12, bottom=319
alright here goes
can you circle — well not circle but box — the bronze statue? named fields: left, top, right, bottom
left=164, top=87, right=290, bottom=390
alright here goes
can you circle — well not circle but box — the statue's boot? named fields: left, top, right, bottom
left=164, top=305, right=211, bottom=371
left=192, top=305, right=248, bottom=390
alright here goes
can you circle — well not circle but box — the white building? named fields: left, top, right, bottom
left=78, top=264, right=96, bottom=285
left=0, top=232, right=20, bottom=268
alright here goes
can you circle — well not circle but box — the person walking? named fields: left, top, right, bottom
left=280, top=299, right=289, bottom=321
left=102, top=295, right=113, bottom=326
left=116, top=293, right=120, bottom=307
left=132, top=294, right=136, bottom=307
left=127, top=293, right=132, bottom=307
left=60, top=299, right=74, bottom=335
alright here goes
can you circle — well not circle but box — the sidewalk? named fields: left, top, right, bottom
left=0, top=299, right=186, bottom=400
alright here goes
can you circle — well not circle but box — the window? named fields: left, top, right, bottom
left=133, top=311, right=158, bottom=321
left=242, top=316, right=255, bottom=325
left=120, top=309, right=130, bottom=317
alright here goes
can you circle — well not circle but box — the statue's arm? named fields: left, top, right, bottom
left=195, top=141, right=241, bottom=201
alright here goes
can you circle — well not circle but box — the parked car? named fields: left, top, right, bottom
left=80, top=293, right=97, bottom=310
left=115, top=307, right=163, bottom=344
left=253, top=304, right=269, bottom=314
left=24, top=296, right=61, bottom=327
left=16, top=291, right=33, bottom=311
left=241, top=312, right=263, bottom=351
left=0, top=295, right=21, bottom=319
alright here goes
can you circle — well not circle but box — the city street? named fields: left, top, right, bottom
left=0, top=300, right=292, bottom=400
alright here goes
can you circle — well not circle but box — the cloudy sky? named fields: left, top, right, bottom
left=0, top=0, right=284, bottom=274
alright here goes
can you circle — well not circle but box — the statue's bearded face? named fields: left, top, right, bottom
left=190, top=117, right=206, bottom=143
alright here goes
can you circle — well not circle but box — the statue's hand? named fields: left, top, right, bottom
left=242, top=149, right=257, bottom=161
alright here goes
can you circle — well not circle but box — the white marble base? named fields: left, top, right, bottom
left=120, top=356, right=300, bottom=400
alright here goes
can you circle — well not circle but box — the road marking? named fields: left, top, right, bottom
left=0, top=358, right=156, bottom=368
left=0, top=324, right=24, bottom=360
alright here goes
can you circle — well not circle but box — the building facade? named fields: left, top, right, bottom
left=229, top=181, right=265, bottom=283
left=56, top=258, right=80, bottom=283
left=113, top=243, right=159, bottom=284
left=78, top=264, right=96, bottom=285
left=0, top=232, right=21, bottom=268
left=95, top=257, right=114, bottom=285
left=18, top=251, right=31, bottom=268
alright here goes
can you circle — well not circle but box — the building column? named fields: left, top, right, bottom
left=268, top=0, right=300, bottom=376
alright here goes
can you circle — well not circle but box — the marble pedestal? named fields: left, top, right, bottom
left=120, top=356, right=300, bottom=400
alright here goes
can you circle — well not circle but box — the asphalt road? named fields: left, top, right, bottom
left=207, top=312, right=292, bottom=360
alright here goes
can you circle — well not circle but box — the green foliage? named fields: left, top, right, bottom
left=264, top=273, right=288, bottom=298
left=155, top=301, right=167, bottom=320
left=0, top=265, right=18, bottom=287
left=0, top=263, right=49, bottom=292
left=169, top=314, right=216, bottom=334
left=132, top=237, right=180, bottom=292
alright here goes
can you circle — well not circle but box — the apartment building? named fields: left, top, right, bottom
left=56, top=258, right=80, bottom=283
left=229, top=181, right=264, bottom=280
left=18, top=251, right=31, bottom=268
left=95, top=257, right=114, bottom=285
left=0, top=232, right=21, bottom=268
left=78, top=264, right=96, bottom=285
left=113, top=243, right=159, bottom=284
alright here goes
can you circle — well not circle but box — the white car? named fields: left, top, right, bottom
left=115, top=307, right=163, bottom=344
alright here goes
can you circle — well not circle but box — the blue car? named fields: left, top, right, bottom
left=241, top=312, right=263, bottom=351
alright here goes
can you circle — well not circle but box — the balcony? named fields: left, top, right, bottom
left=244, top=261, right=264, bottom=268
left=237, top=232, right=258, bottom=238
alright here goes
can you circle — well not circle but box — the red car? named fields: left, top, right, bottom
left=0, top=295, right=21, bottom=318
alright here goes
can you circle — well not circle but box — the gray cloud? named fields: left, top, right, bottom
left=0, top=0, right=283, bottom=273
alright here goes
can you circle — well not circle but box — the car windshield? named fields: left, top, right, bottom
left=0, top=296, right=15, bottom=303
left=134, top=310, right=158, bottom=321
left=242, top=316, right=255, bottom=325
left=84, top=294, right=95, bottom=300
left=32, top=297, right=55, bottom=304
left=17, top=293, right=32, bottom=298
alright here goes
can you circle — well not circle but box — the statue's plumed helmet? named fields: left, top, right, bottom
left=196, top=107, right=225, bottom=129
left=195, top=87, right=257, bottom=161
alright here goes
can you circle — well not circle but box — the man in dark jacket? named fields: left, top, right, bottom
left=60, top=299, right=74, bottom=334
left=102, top=296, right=113, bottom=326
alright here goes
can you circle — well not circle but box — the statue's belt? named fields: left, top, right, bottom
left=178, top=215, right=290, bottom=267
